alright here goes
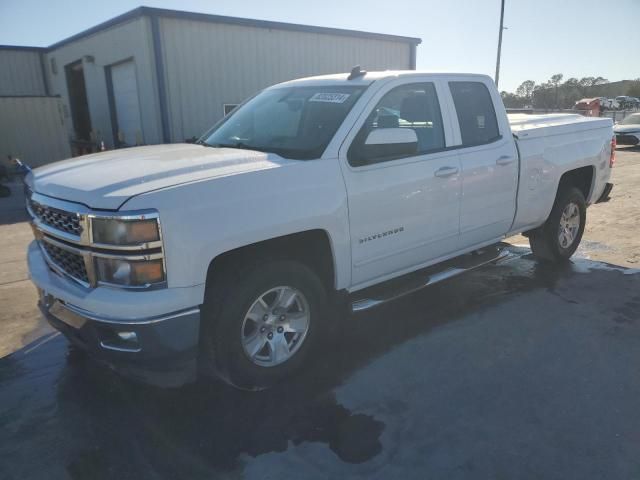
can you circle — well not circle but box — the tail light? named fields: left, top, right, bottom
left=610, top=136, right=616, bottom=167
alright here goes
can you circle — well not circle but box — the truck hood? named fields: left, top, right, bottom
left=27, top=144, right=289, bottom=210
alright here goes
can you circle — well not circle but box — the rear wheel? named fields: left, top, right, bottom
left=529, top=186, right=586, bottom=262
left=201, top=259, right=327, bottom=390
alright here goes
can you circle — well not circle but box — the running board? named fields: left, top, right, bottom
left=350, top=244, right=511, bottom=313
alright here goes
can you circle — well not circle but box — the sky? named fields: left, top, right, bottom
left=1, top=0, right=638, bottom=93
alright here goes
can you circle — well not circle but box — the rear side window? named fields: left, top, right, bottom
left=449, top=81, right=501, bottom=146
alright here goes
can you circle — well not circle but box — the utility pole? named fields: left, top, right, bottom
left=495, top=0, right=506, bottom=88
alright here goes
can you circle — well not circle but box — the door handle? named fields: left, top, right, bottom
left=496, top=155, right=515, bottom=166
left=434, top=166, right=459, bottom=178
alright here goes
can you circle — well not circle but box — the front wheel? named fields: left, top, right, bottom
left=201, top=260, right=327, bottom=390
left=529, top=186, right=586, bottom=262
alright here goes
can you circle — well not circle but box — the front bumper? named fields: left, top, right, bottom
left=39, top=293, right=200, bottom=386
left=28, top=241, right=203, bottom=387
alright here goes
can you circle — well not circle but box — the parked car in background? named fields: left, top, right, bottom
left=615, top=96, right=639, bottom=109
left=25, top=70, right=615, bottom=390
left=614, top=112, right=640, bottom=146
left=598, top=97, right=618, bottom=110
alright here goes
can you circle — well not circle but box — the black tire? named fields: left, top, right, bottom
left=529, top=186, right=586, bottom=262
left=200, top=259, right=327, bottom=390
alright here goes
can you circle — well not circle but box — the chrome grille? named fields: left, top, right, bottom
left=41, top=241, right=89, bottom=284
left=28, top=198, right=82, bottom=236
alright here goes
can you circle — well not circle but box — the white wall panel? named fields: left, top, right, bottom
left=159, top=17, right=413, bottom=141
left=0, top=97, right=71, bottom=167
left=45, top=17, right=161, bottom=147
left=0, top=49, right=46, bottom=96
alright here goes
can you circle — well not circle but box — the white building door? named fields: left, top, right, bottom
left=110, top=60, right=143, bottom=147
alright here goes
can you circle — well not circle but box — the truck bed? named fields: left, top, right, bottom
left=508, top=113, right=612, bottom=139
left=508, top=113, right=613, bottom=234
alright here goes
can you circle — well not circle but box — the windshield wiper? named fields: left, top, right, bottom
left=198, top=141, right=303, bottom=159
left=208, top=142, right=275, bottom=154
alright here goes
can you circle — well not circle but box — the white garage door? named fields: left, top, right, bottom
left=111, top=60, right=142, bottom=146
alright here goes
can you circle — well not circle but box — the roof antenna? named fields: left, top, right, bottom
left=347, top=65, right=366, bottom=80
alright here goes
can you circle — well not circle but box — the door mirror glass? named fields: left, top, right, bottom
left=362, top=128, right=418, bottom=161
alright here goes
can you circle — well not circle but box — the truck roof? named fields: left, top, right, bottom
left=273, top=70, right=494, bottom=88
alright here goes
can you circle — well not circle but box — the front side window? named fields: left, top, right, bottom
left=449, top=81, right=501, bottom=146
left=348, top=82, right=445, bottom=166
left=201, top=86, right=365, bottom=160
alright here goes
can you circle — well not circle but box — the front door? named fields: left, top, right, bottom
left=339, top=79, right=462, bottom=288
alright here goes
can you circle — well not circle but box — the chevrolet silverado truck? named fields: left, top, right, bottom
left=26, top=69, right=615, bottom=390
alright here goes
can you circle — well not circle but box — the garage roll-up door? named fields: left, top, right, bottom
left=110, top=60, right=143, bottom=147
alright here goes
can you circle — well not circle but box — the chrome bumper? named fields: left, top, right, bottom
left=39, top=290, right=201, bottom=386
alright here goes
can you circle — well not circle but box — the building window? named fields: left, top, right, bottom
left=223, top=104, right=238, bottom=116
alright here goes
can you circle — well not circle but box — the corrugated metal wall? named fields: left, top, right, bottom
left=0, top=49, right=47, bottom=96
left=158, top=17, right=413, bottom=142
left=0, top=97, right=71, bottom=167
left=45, top=17, right=162, bottom=147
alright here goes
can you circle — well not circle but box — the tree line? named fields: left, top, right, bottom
left=501, top=75, right=640, bottom=109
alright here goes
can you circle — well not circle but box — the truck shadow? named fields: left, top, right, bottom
left=0, top=180, right=30, bottom=225
left=1, top=249, right=637, bottom=478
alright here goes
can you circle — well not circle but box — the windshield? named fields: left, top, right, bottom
left=620, top=113, right=640, bottom=125
left=200, top=86, right=366, bottom=160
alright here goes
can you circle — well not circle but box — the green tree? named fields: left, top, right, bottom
left=551, top=74, right=564, bottom=107
left=501, top=91, right=526, bottom=108
left=561, top=78, right=582, bottom=107
left=515, top=80, right=536, bottom=103
left=627, top=79, right=640, bottom=97
left=532, top=81, right=554, bottom=108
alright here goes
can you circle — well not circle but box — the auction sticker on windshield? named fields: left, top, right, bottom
left=309, top=93, right=351, bottom=103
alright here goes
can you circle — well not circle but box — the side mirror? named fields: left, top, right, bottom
left=361, top=128, right=418, bottom=162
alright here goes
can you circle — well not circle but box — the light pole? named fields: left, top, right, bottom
left=495, top=0, right=506, bottom=88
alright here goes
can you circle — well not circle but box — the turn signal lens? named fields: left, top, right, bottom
left=95, top=257, right=164, bottom=286
left=610, top=136, right=616, bottom=167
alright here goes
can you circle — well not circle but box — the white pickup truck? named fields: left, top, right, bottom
left=26, top=69, right=615, bottom=389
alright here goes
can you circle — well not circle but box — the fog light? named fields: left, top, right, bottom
left=117, top=331, right=137, bottom=342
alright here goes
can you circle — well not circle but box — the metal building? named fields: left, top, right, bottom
left=1, top=7, right=420, bottom=160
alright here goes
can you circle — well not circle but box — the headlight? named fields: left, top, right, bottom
left=95, top=257, right=165, bottom=287
left=92, top=217, right=160, bottom=246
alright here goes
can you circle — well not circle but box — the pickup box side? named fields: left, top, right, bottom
left=120, top=155, right=351, bottom=295
left=508, top=115, right=613, bottom=235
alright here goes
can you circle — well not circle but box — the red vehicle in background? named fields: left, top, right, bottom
left=574, top=98, right=601, bottom=117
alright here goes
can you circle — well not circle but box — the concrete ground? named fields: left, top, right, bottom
left=0, top=147, right=639, bottom=479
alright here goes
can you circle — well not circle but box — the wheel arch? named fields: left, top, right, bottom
left=204, top=229, right=338, bottom=294
left=557, top=165, right=595, bottom=204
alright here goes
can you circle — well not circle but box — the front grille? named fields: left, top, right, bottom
left=28, top=198, right=82, bottom=236
left=41, top=241, right=89, bottom=284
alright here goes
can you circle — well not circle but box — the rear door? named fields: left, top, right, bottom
left=447, top=79, right=519, bottom=247
left=339, top=77, right=462, bottom=288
